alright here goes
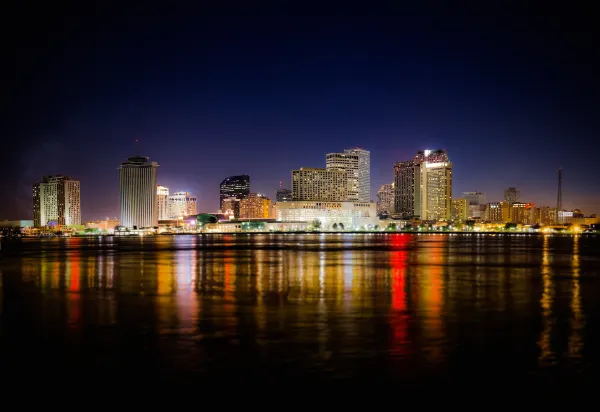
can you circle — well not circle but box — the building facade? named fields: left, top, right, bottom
left=221, top=197, right=241, bottom=219
left=33, top=175, right=81, bottom=227
left=510, top=202, right=534, bottom=225
left=451, top=198, right=469, bottom=222
left=376, top=183, right=394, bottom=216
left=504, top=187, right=520, bottom=203
left=485, top=201, right=510, bottom=223
left=532, top=206, right=558, bottom=226
left=393, top=160, right=415, bottom=217
left=167, top=191, right=197, bottom=219
left=394, top=149, right=451, bottom=220
left=276, top=187, right=293, bottom=202
left=276, top=201, right=378, bottom=230
left=156, top=185, right=169, bottom=220
left=220, top=175, right=250, bottom=209
left=240, top=193, right=272, bottom=219
left=292, top=168, right=348, bottom=201
left=325, top=148, right=370, bottom=202
left=418, top=151, right=453, bottom=221
left=118, top=156, right=158, bottom=228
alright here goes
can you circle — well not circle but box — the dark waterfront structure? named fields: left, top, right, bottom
left=219, top=175, right=250, bottom=209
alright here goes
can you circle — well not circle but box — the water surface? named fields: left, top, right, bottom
left=1, top=234, right=599, bottom=393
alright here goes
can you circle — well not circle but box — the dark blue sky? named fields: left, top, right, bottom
left=3, top=8, right=599, bottom=220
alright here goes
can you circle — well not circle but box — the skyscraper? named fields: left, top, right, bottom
left=292, top=168, right=347, bottom=201
left=167, top=191, right=197, bottom=218
left=33, top=175, right=81, bottom=227
left=394, top=149, right=452, bottom=220
left=504, top=187, right=520, bottom=203
left=157, top=185, right=169, bottom=220
left=118, top=156, right=158, bottom=228
left=393, top=160, right=415, bottom=217
left=376, top=183, right=394, bottom=216
left=326, top=148, right=370, bottom=202
left=220, top=175, right=250, bottom=208
left=419, top=152, right=453, bottom=221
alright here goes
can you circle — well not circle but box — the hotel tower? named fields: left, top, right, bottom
left=118, top=156, right=159, bottom=228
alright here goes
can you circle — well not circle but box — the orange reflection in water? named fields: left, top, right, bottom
left=389, top=235, right=410, bottom=355
left=568, top=235, right=584, bottom=360
left=538, top=235, right=555, bottom=366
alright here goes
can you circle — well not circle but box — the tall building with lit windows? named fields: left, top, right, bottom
left=419, top=151, right=453, bottom=221
left=510, top=202, right=534, bottom=225
left=156, top=185, right=169, bottom=220
left=33, top=175, right=81, bottom=227
left=452, top=198, right=469, bottom=222
left=485, top=201, right=510, bottom=223
left=167, top=191, right=197, bottom=218
left=219, top=175, right=250, bottom=209
left=326, top=148, right=370, bottom=202
left=118, top=156, right=158, bottom=228
left=292, top=168, right=347, bottom=201
left=394, top=149, right=452, bottom=220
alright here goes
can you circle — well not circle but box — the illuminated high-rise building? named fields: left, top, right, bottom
left=292, top=168, right=347, bottom=201
left=156, top=185, right=169, bottom=220
left=220, top=175, right=250, bottom=209
left=326, top=148, right=370, bottom=202
left=240, top=193, right=271, bottom=219
left=418, top=151, right=453, bottom=221
left=221, top=197, right=241, bottom=219
left=533, top=206, right=558, bottom=226
left=118, top=156, right=158, bottom=228
left=33, top=175, right=81, bottom=227
left=394, top=149, right=452, bottom=220
left=167, top=191, right=197, bottom=219
left=504, top=187, right=520, bottom=203
left=376, top=183, right=394, bottom=216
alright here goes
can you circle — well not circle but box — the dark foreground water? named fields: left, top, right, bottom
left=1, top=234, right=600, bottom=395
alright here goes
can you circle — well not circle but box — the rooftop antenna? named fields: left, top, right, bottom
left=557, top=167, right=563, bottom=211
left=279, top=180, right=283, bottom=189
left=135, top=138, right=140, bottom=156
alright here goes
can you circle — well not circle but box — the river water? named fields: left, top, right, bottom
left=1, top=233, right=599, bottom=394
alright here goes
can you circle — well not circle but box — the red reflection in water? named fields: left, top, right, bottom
left=67, top=253, right=81, bottom=328
left=389, top=234, right=410, bottom=354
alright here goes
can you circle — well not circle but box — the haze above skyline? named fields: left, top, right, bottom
left=3, top=9, right=599, bottom=221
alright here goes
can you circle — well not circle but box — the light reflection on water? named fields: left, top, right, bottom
left=1, top=233, right=600, bottom=386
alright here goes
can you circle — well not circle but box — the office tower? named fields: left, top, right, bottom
left=485, top=201, right=511, bottom=223
left=394, top=149, right=452, bottom=220
left=376, top=183, right=394, bottom=216
left=504, top=187, right=520, bottom=203
left=276, top=188, right=293, bottom=202
left=326, top=148, right=370, bottom=202
left=167, top=191, right=197, bottom=219
left=118, top=156, right=158, bottom=228
left=220, top=175, right=250, bottom=209
left=157, top=185, right=169, bottom=220
left=32, top=175, right=81, bottom=227
left=419, top=151, right=453, bottom=220
left=292, top=168, right=348, bottom=201
left=240, top=193, right=271, bottom=219
left=451, top=198, right=469, bottom=222
left=393, top=160, right=415, bottom=217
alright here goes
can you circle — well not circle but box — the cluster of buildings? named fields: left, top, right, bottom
left=5, top=146, right=596, bottom=236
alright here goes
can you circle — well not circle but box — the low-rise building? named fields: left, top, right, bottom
left=276, top=200, right=378, bottom=230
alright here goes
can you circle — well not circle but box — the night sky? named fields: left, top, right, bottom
left=3, top=6, right=599, bottom=221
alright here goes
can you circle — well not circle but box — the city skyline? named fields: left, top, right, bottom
left=3, top=15, right=599, bottom=221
